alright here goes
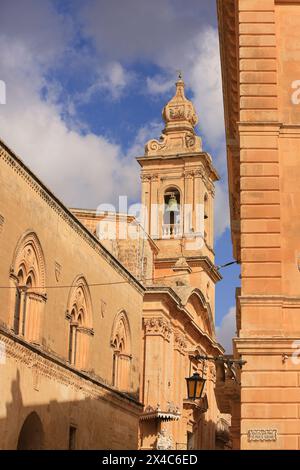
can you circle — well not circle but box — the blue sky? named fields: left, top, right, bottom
left=0, top=0, right=240, bottom=350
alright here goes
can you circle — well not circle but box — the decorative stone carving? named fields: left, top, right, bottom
left=141, top=174, right=152, bottom=183
left=194, top=168, right=205, bottom=178
left=166, top=402, right=180, bottom=414
left=144, top=404, right=161, bottom=413
left=248, top=429, right=277, bottom=442
left=156, top=429, right=174, bottom=450
left=144, top=317, right=172, bottom=341
left=184, top=170, right=194, bottom=179
left=145, top=135, right=167, bottom=154
left=174, top=332, right=187, bottom=354
left=209, top=363, right=216, bottom=383
left=145, top=76, right=202, bottom=156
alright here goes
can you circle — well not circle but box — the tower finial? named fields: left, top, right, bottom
left=176, top=69, right=183, bottom=81
left=144, top=73, right=202, bottom=156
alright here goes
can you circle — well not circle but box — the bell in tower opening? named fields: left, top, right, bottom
left=163, top=188, right=181, bottom=238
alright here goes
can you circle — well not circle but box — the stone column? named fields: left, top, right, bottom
left=141, top=175, right=151, bottom=234
left=184, top=171, right=194, bottom=236
left=143, top=317, right=172, bottom=409
left=150, top=174, right=159, bottom=239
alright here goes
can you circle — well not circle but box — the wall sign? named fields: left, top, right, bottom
left=247, top=429, right=277, bottom=442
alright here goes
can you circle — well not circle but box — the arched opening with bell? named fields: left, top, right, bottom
left=163, top=187, right=181, bottom=238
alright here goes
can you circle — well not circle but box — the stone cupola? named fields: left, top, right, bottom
left=145, top=74, right=203, bottom=156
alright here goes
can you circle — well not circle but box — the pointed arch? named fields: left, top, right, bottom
left=66, top=275, right=93, bottom=369
left=17, top=412, right=44, bottom=450
left=184, top=289, right=215, bottom=338
left=9, top=231, right=46, bottom=343
left=12, top=231, right=46, bottom=288
left=110, top=310, right=132, bottom=391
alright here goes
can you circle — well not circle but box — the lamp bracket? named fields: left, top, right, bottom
left=194, top=354, right=246, bottom=369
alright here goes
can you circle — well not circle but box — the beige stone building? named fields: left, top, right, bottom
left=218, top=0, right=300, bottom=450
left=0, top=77, right=229, bottom=449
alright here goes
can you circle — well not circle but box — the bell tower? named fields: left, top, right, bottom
left=137, top=75, right=221, bottom=311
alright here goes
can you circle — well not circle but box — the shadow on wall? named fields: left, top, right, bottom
left=1, top=371, right=230, bottom=450
left=1, top=369, right=140, bottom=450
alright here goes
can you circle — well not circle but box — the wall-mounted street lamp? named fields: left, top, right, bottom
left=185, top=355, right=246, bottom=401
left=185, top=373, right=206, bottom=401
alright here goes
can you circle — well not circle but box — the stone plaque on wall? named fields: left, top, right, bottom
left=247, top=429, right=277, bottom=442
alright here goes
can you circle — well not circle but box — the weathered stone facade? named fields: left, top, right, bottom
left=0, top=140, right=143, bottom=449
left=218, top=0, right=300, bottom=450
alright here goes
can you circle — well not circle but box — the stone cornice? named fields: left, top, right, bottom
left=217, top=0, right=239, bottom=143
left=154, top=256, right=222, bottom=283
left=234, top=337, right=300, bottom=355
left=136, top=152, right=219, bottom=182
left=0, top=324, right=142, bottom=411
left=238, top=295, right=300, bottom=308
left=217, top=0, right=241, bottom=262
left=0, top=139, right=145, bottom=295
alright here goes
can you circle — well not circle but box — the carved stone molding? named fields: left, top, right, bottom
left=0, top=328, right=141, bottom=411
left=173, top=332, right=187, bottom=354
left=209, top=363, right=216, bottom=383
left=193, top=168, right=215, bottom=196
left=184, top=170, right=194, bottom=179
left=141, top=174, right=152, bottom=183
left=144, top=317, right=172, bottom=341
left=194, top=168, right=204, bottom=178
left=156, top=429, right=174, bottom=450
left=77, top=326, right=95, bottom=336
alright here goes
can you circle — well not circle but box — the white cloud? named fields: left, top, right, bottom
left=146, top=76, right=173, bottom=95
left=188, top=28, right=225, bottom=147
left=0, top=0, right=230, bottom=237
left=214, top=182, right=230, bottom=240
left=216, top=307, right=236, bottom=354
left=0, top=0, right=73, bottom=66
left=0, top=21, right=139, bottom=209
left=126, top=121, right=162, bottom=158
left=77, top=62, right=133, bottom=103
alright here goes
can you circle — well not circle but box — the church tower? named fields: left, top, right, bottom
left=137, top=75, right=221, bottom=317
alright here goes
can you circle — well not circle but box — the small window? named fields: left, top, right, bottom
left=68, top=425, right=77, bottom=450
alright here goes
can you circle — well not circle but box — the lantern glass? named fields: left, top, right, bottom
left=186, top=373, right=206, bottom=400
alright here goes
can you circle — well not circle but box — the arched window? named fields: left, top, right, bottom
left=66, top=276, right=93, bottom=369
left=9, top=232, right=46, bottom=343
left=163, top=187, right=181, bottom=238
left=111, top=311, right=132, bottom=391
